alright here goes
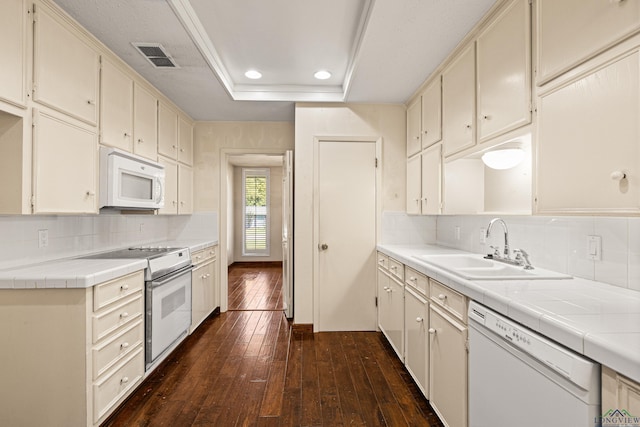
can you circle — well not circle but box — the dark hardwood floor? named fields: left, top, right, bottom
left=228, top=262, right=284, bottom=311
left=103, top=264, right=443, bottom=427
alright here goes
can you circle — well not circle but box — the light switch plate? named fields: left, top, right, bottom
left=587, top=235, right=601, bottom=261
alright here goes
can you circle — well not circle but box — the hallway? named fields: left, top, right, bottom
left=103, top=264, right=443, bottom=426
left=228, top=262, right=284, bottom=311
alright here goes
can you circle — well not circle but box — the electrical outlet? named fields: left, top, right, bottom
left=38, top=229, right=48, bottom=248
left=454, top=226, right=461, bottom=241
left=479, top=228, right=487, bottom=244
left=139, top=223, right=144, bottom=233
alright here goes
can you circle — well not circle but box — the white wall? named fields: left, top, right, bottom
left=294, top=103, right=406, bottom=325
left=232, top=165, right=283, bottom=262
left=0, top=212, right=218, bottom=270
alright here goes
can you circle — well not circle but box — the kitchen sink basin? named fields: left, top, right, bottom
left=413, top=254, right=572, bottom=280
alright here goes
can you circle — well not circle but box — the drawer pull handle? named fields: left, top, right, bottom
left=120, top=342, right=129, bottom=350
left=121, top=284, right=129, bottom=291
left=438, top=294, right=446, bottom=301
left=120, top=312, right=129, bottom=319
left=410, top=277, right=417, bottom=282
left=416, top=317, right=423, bottom=323
left=383, top=286, right=389, bottom=291
left=428, top=328, right=436, bottom=335
left=120, top=376, right=129, bottom=384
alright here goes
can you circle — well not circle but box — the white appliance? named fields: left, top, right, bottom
left=468, top=301, right=600, bottom=427
left=99, top=147, right=165, bottom=209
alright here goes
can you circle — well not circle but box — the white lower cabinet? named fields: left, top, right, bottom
left=429, top=281, right=468, bottom=427
left=404, top=285, right=428, bottom=397
left=377, top=257, right=404, bottom=359
left=190, top=245, right=218, bottom=333
left=602, top=365, right=640, bottom=418
left=0, top=270, right=145, bottom=427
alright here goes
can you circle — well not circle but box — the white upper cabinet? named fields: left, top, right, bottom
left=442, top=44, right=476, bottom=158
left=536, top=47, right=640, bottom=214
left=406, top=154, right=421, bottom=214
left=133, top=83, right=158, bottom=161
left=421, top=77, right=442, bottom=149
left=178, top=115, right=193, bottom=166
left=537, top=0, right=640, bottom=85
left=178, top=165, right=193, bottom=215
left=158, top=101, right=178, bottom=159
left=406, top=98, right=422, bottom=157
left=158, top=157, right=178, bottom=215
left=421, top=144, right=441, bottom=215
left=476, top=0, right=531, bottom=143
left=100, top=57, right=133, bottom=151
left=0, top=0, right=28, bottom=107
left=33, top=109, right=97, bottom=214
left=33, top=2, right=99, bottom=125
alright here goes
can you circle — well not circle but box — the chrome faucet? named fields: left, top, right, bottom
left=486, top=218, right=510, bottom=259
left=485, top=218, right=535, bottom=269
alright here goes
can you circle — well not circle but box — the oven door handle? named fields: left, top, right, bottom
left=150, top=265, right=194, bottom=288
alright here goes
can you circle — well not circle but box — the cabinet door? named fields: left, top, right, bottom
left=178, top=164, right=193, bottom=214
left=477, top=0, right=531, bottom=142
left=133, top=84, right=157, bottom=161
left=421, top=77, right=442, bottom=148
left=211, top=254, right=219, bottom=310
left=0, top=0, right=28, bottom=107
left=33, top=110, right=97, bottom=213
left=178, top=116, right=193, bottom=166
left=190, top=263, right=207, bottom=332
left=100, top=58, right=133, bottom=151
left=33, top=3, right=99, bottom=125
left=603, top=366, right=640, bottom=418
left=443, top=44, right=476, bottom=157
left=537, top=0, right=640, bottom=85
left=421, top=143, right=441, bottom=215
left=158, top=102, right=178, bottom=159
left=157, top=157, right=177, bottom=215
left=406, top=155, right=421, bottom=214
left=407, top=98, right=422, bottom=157
left=405, top=287, right=428, bottom=397
left=536, top=50, right=640, bottom=214
left=378, top=269, right=404, bottom=359
left=429, top=304, right=467, bottom=427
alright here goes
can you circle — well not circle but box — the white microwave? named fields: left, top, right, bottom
left=99, top=147, right=165, bottom=210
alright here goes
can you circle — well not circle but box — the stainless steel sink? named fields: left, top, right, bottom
left=413, top=254, right=572, bottom=280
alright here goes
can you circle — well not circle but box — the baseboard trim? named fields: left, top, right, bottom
left=292, top=323, right=313, bottom=333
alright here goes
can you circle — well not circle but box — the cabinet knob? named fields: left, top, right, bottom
left=611, top=170, right=627, bottom=181
left=120, top=376, right=129, bottom=384
left=124, top=132, right=130, bottom=137
left=138, top=138, right=144, bottom=144
left=120, top=342, right=129, bottom=350
left=120, top=312, right=129, bottom=319
left=172, top=145, right=177, bottom=149
left=180, top=148, right=185, bottom=152
left=206, top=273, right=211, bottom=278
left=465, top=124, right=472, bottom=130
left=482, top=114, right=491, bottom=120
left=386, top=288, right=392, bottom=293
left=423, top=130, right=428, bottom=134
left=383, top=286, right=389, bottom=291
left=172, top=201, right=177, bottom=206
left=120, top=284, right=129, bottom=291
left=86, top=191, right=95, bottom=197
left=87, top=100, right=95, bottom=105
left=416, top=317, right=423, bottom=323
left=438, top=294, right=446, bottom=301
left=428, top=328, right=436, bottom=334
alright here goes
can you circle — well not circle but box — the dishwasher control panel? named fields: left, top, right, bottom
left=468, top=301, right=598, bottom=390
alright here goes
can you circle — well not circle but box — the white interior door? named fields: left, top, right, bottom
left=282, top=150, right=293, bottom=318
left=317, top=140, right=377, bottom=332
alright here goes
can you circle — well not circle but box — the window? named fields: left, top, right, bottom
left=243, top=168, right=270, bottom=256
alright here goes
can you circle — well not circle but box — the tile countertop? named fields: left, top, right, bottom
left=0, top=239, right=218, bottom=290
left=378, top=243, right=640, bottom=384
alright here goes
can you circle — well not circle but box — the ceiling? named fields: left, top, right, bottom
left=53, top=0, right=497, bottom=122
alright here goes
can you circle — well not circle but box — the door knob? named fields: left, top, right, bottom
left=318, top=243, right=328, bottom=251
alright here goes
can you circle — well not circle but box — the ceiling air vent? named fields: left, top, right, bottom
left=132, top=43, right=179, bottom=68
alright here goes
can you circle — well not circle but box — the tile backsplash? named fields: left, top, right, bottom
left=381, top=212, right=640, bottom=292
left=0, top=211, right=218, bottom=270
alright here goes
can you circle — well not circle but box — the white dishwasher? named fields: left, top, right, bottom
left=468, top=301, right=601, bottom=427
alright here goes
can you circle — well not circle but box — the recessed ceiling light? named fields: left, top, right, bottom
left=314, top=70, right=331, bottom=80
left=245, top=70, right=262, bottom=79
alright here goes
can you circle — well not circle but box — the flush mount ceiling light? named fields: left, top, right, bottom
left=244, top=70, right=262, bottom=79
left=481, top=148, right=526, bottom=170
left=314, top=70, right=332, bottom=80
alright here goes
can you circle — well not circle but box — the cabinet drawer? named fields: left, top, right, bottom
left=93, top=347, right=144, bottom=422
left=93, top=319, right=143, bottom=380
left=192, top=246, right=217, bottom=265
left=94, top=270, right=144, bottom=311
left=405, top=267, right=428, bottom=296
left=93, top=293, right=143, bottom=343
left=388, top=258, right=404, bottom=282
left=430, top=279, right=467, bottom=322
left=377, top=252, right=389, bottom=270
